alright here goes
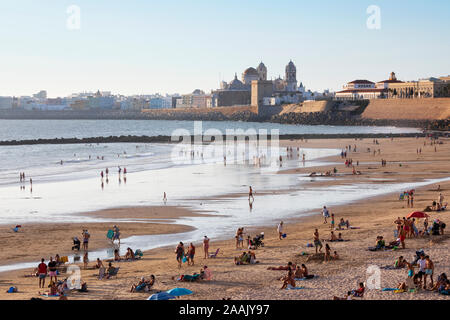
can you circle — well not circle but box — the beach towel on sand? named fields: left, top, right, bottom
left=382, top=288, right=397, bottom=291
left=286, top=286, right=305, bottom=290
left=40, top=293, right=65, bottom=298
left=295, top=275, right=317, bottom=281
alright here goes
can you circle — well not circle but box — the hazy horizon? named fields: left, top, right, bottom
left=1, top=0, right=449, bottom=98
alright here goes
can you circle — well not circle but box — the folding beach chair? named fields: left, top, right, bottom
left=209, top=248, right=220, bottom=258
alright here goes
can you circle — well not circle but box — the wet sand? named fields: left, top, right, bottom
left=0, top=206, right=196, bottom=266
left=0, top=137, right=449, bottom=300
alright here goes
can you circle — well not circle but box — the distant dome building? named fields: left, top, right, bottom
left=242, top=67, right=259, bottom=85
left=228, top=73, right=246, bottom=90
left=257, top=62, right=267, bottom=80
left=273, top=76, right=285, bottom=91
left=192, top=89, right=205, bottom=95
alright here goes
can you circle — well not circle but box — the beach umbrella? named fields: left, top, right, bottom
left=407, top=211, right=429, bottom=219
left=166, top=287, right=193, bottom=297
left=147, top=292, right=176, bottom=300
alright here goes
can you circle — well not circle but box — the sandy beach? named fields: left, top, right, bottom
left=0, top=137, right=449, bottom=300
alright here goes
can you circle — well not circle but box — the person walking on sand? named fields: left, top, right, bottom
left=37, top=258, right=47, bottom=288
left=163, top=192, right=167, bottom=204
left=277, top=221, right=284, bottom=240
left=203, top=235, right=210, bottom=259
left=322, top=206, right=330, bottom=224
left=330, top=214, right=335, bottom=230
left=248, top=186, right=254, bottom=202
left=314, top=229, right=322, bottom=253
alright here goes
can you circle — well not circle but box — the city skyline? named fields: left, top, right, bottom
left=1, top=0, right=449, bottom=98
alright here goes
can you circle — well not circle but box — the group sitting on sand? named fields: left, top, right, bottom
left=107, top=247, right=140, bottom=262
left=279, top=263, right=315, bottom=289
left=130, top=275, right=155, bottom=293
left=234, top=251, right=259, bottom=265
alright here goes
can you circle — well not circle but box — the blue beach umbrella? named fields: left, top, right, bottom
left=147, top=292, right=176, bottom=300
left=166, top=287, right=193, bottom=297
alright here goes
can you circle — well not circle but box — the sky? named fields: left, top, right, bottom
left=0, top=0, right=449, bottom=98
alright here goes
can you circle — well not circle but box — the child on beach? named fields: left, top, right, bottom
left=324, top=244, right=331, bottom=262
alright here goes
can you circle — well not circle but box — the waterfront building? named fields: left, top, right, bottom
left=148, top=95, right=172, bottom=109
left=388, top=77, right=450, bottom=98
left=0, top=96, right=13, bottom=109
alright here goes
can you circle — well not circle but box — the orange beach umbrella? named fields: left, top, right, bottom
left=407, top=211, right=429, bottom=219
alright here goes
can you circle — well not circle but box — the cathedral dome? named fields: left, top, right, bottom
left=243, top=67, right=258, bottom=76
left=228, top=73, right=245, bottom=90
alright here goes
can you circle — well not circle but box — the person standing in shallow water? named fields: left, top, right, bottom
left=248, top=186, right=254, bottom=202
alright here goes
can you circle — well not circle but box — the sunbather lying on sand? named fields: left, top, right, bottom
left=333, top=291, right=352, bottom=300
left=267, top=261, right=296, bottom=271
left=174, top=273, right=201, bottom=282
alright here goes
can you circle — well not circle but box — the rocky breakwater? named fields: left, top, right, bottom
left=270, top=111, right=449, bottom=131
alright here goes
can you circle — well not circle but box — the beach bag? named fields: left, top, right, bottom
left=282, top=233, right=287, bottom=238
left=182, top=255, right=187, bottom=263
